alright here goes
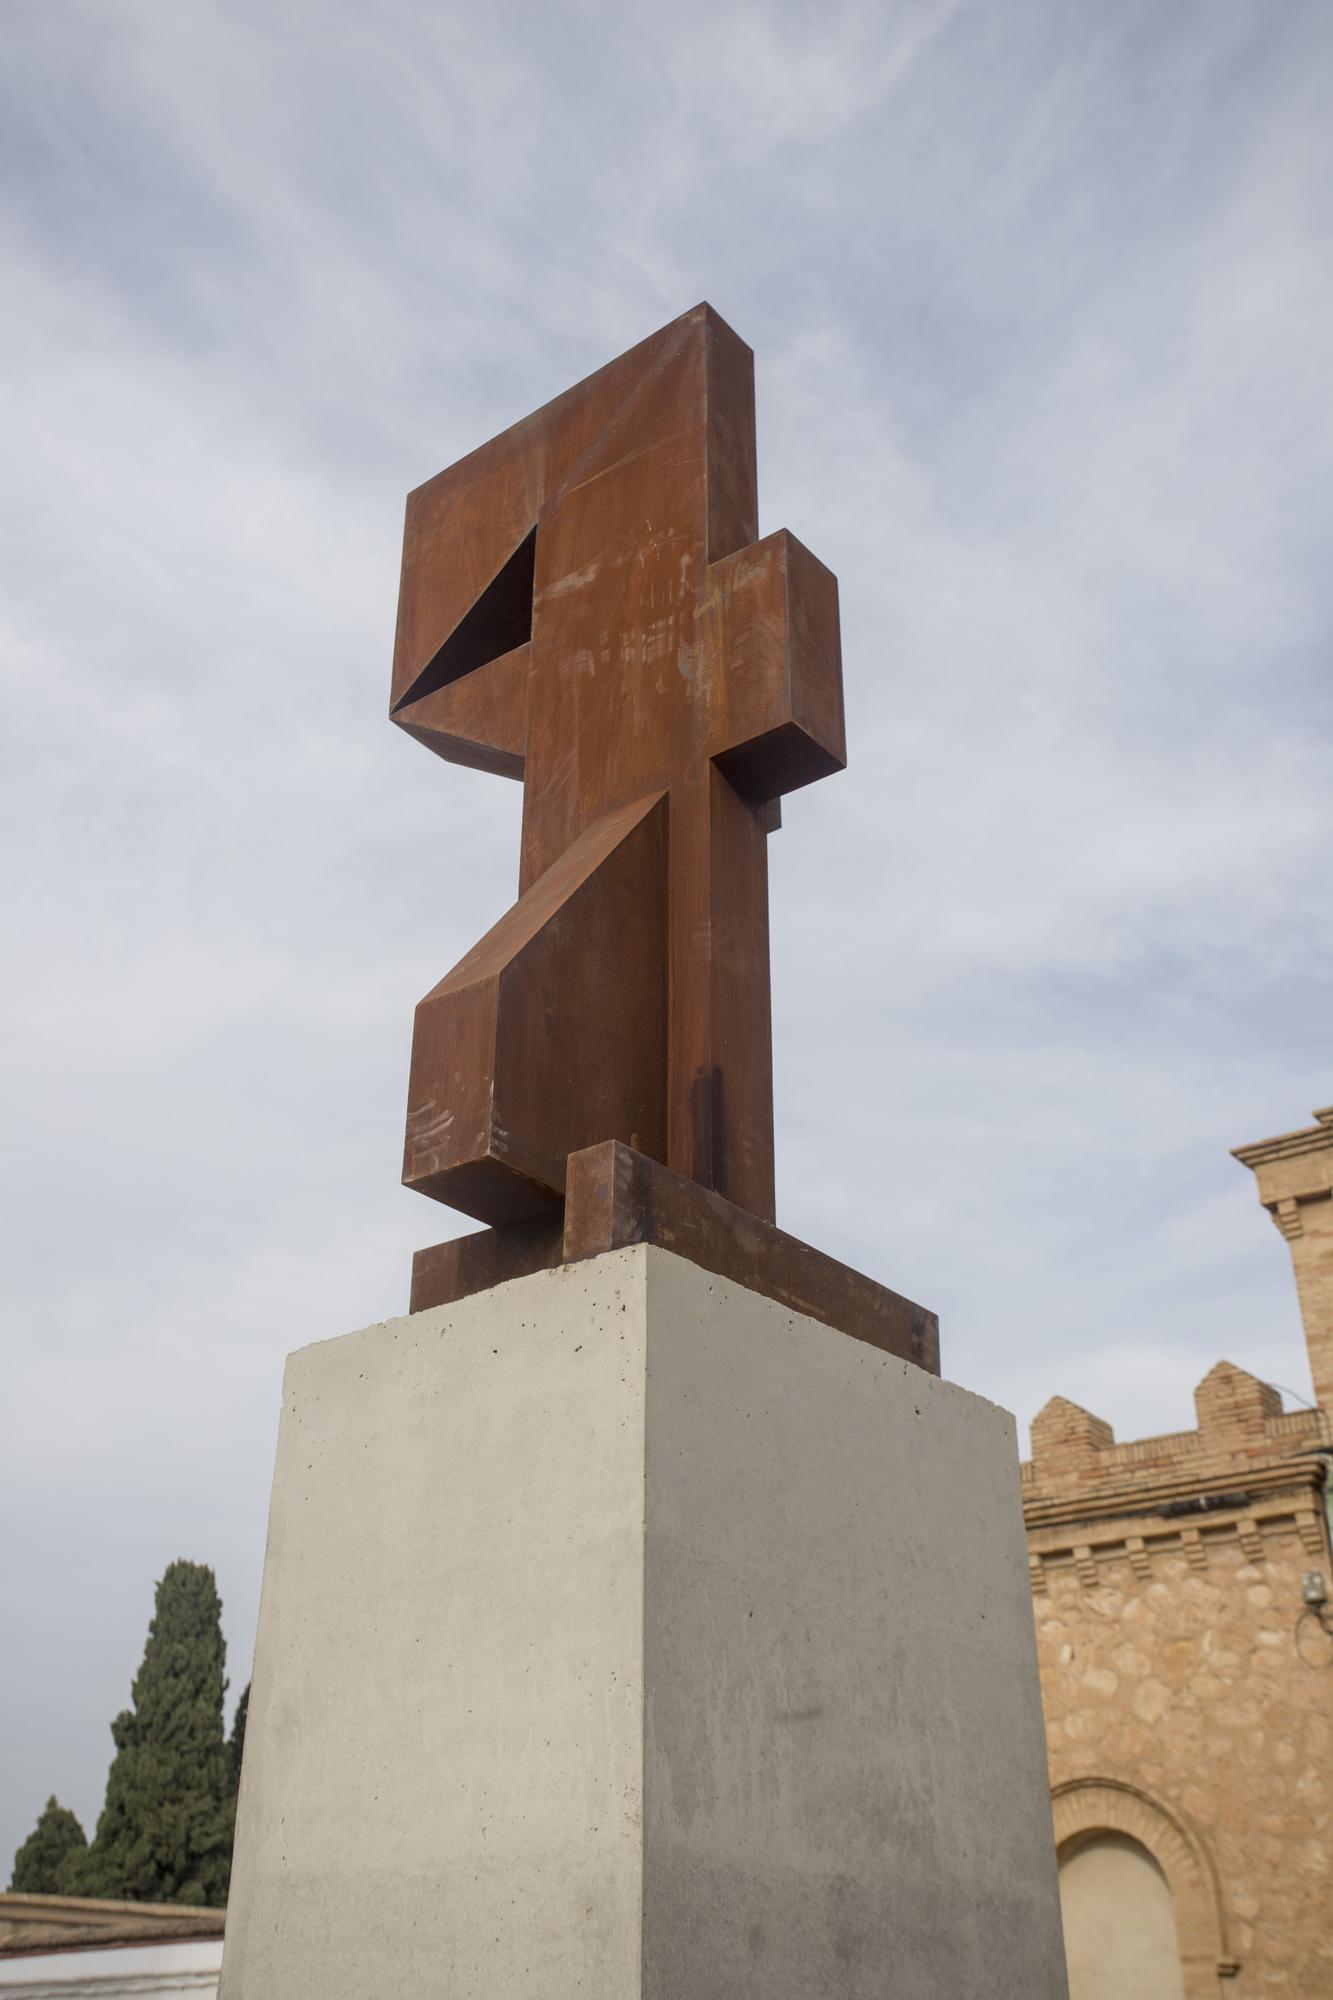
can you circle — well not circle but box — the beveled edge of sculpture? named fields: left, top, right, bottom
left=409, top=1140, right=940, bottom=1377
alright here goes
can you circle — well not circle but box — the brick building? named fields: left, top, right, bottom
left=1023, top=1106, right=1333, bottom=2000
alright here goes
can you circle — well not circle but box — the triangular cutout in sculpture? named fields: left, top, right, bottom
left=393, top=526, right=536, bottom=713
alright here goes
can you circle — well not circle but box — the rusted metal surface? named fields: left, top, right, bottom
left=410, top=1141, right=940, bottom=1374
left=393, top=303, right=843, bottom=1225
left=393, top=303, right=934, bottom=1362
left=409, top=1215, right=563, bottom=1314
left=405, top=790, right=668, bottom=1224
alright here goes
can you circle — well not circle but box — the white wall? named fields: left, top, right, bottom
left=0, top=1938, right=221, bottom=1997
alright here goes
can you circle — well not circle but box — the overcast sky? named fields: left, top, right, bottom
left=3, top=0, right=1331, bottom=1871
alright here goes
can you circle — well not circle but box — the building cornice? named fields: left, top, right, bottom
left=1022, top=1447, right=1328, bottom=1534
left=1231, top=1106, right=1333, bottom=1169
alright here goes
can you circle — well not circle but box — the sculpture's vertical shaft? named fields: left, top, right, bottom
left=680, top=312, right=775, bottom=1218
left=667, top=763, right=775, bottom=1219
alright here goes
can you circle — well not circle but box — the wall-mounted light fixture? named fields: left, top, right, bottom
left=1297, top=1570, right=1333, bottom=1666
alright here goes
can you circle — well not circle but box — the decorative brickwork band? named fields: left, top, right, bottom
left=1126, top=1534, right=1153, bottom=1581
left=1181, top=1526, right=1209, bottom=1572
left=1297, top=1510, right=1326, bottom=1558
left=1274, top=1198, right=1304, bottom=1243
left=1073, top=1544, right=1099, bottom=1589
left=1236, top=1517, right=1265, bottom=1565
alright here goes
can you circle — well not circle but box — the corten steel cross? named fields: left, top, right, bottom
left=391, top=304, right=938, bottom=1373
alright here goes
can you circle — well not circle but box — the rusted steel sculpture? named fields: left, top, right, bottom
left=392, top=304, right=937, bottom=1372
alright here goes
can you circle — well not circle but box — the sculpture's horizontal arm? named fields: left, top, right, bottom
left=702, top=530, right=846, bottom=802
left=391, top=642, right=529, bottom=780
left=392, top=443, right=542, bottom=776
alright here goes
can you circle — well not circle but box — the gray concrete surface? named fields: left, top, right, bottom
left=221, top=1245, right=1067, bottom=1998
left=640, top=1248, right=1067, bottom=1999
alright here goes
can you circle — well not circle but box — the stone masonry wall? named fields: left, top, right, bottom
left=1034, top=1519, right=1331, bottom=1998
left=1024, top=1366, right=1332, bottom=1999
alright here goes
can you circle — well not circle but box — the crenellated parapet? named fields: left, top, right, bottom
left=1022, top=1359, right=1329, bottom=1595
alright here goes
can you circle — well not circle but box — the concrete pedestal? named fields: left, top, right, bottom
left=221, top=1245, right=1067, bottom=1998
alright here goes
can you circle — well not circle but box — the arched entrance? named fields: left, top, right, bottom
left=1059, top=1831, right=1186, bottom=1999
left=1051, top=1779, right=1234, bottom=2000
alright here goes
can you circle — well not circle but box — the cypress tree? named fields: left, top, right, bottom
left=10, top=1796, right=87, bottom=1894
left=228, top=1683, right=249, bottom=1794
left=69, top=1561, right=234, bottom=1906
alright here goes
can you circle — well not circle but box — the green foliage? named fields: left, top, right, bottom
left=228, top=1683, right=249, bottom=1794
left=65, top=1561, right=235, bottom=1907
left=10, top=1796, right=87, bottom=1894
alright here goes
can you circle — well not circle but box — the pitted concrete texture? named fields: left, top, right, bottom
left=221, top=1245, right=1067, bottom=1999
left=639, top=1248, right=1066, bottom=2000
